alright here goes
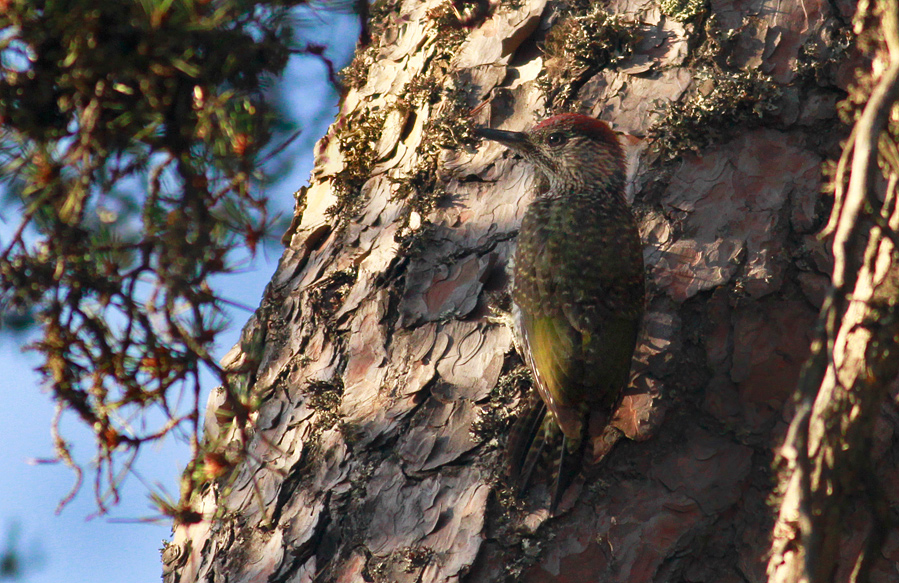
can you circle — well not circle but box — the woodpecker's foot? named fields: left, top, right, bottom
left=486, top=304, right=513, bottom=327
left=488, top=307, right=525, bottom=356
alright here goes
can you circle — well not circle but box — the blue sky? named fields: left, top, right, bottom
left=0, top=9, right=357, bottom=583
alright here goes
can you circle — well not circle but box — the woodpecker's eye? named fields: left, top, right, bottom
left=546, top=132, right=567, bottom=147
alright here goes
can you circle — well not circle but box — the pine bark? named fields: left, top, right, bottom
left=162, top=0, right=899, bottom=582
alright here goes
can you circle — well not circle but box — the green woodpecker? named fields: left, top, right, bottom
left=477, top=114, right=645, bottom=512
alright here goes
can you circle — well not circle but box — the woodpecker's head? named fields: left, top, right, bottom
left=476, top=113, right=626, bottom=193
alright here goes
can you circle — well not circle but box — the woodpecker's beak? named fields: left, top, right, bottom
left=474, top=127, right=532, bottom=155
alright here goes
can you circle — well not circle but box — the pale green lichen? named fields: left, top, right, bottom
left=393, top=82, right=476, bottom=218
left=334, top=0, right=473, bottom=227
left=327, top=109, right=386, bottom=221
left=540, top=6, right=638, bottom=108
left=650, top=66, right=781, bottom=161
left=660, top=0, right=707, bottom=22
left=470, top=360, right=530, bottom=446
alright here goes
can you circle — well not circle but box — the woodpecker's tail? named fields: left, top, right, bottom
left=505, top=396, right=546, bottom=486
left=505, top=398, right=584, bottom=514
left=549, top=430, right=585, bottom=514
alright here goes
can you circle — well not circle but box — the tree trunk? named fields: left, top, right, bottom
left=163, top=0, right=898, bottom=582
left=767, top=2, right=899, bottom=581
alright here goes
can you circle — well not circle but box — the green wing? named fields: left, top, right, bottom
left=522, top=311, right=584, bottom=440
left=520, top=306, right=640, bottom=433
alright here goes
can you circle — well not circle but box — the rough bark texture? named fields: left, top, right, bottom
left=766, top=3, right=899, bottom=580
left=161, top=0, right=899, bottom=582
